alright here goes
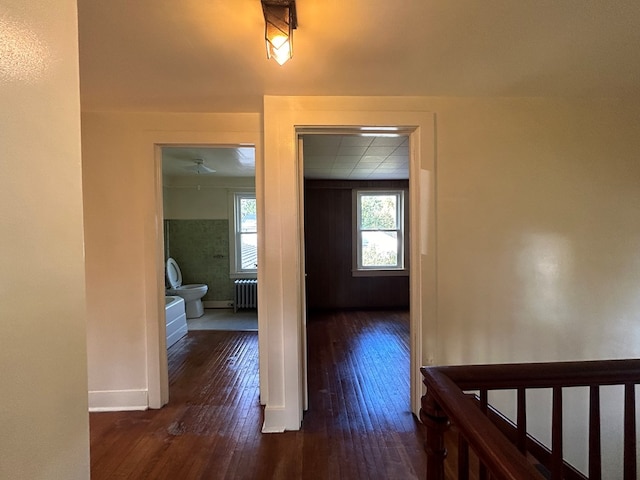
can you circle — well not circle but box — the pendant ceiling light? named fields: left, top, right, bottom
left=261, top=0, right=297, bottom=65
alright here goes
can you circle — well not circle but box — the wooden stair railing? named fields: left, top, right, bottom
left=420, top=359, right=640, bottom=480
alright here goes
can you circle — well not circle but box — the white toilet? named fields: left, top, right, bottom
left=165, top=257, right=208, bottom=318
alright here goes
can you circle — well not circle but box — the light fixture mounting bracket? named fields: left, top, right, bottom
left=261, top=0, right=297, bottom=29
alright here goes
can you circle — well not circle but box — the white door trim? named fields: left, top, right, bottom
left=261, top=96, right=436, bottom=431
left=145, top=127, right=264, bottom=409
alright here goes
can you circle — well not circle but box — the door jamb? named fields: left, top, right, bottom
left=261, top=97, right=436, bottom=431
left=147, top=129, right=264, bottom=409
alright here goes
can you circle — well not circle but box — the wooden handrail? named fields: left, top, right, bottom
left=421, top=359, right=640, bottom=480
left=421, top=367, right=543, bottom=479
left=429, top=358, right=640, bottom=389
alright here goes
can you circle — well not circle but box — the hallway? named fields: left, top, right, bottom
left=89, top=310, right=426, bottom=479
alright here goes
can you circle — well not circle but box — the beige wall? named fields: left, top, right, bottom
left=82, top=97, right=640, bottom=471
left=431, top=97, right=640, bottom=366
left=82, top=112, right=262, bottom=410
left=430, top=97, right=640, bottom=473
left=260, top=96, right=640, bottom=469
left=0, top=1, right=89, bottom=478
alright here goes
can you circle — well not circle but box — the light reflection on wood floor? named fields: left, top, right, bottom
left=90, top=309, right=426, bottom=479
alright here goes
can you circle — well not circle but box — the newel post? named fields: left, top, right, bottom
left=420, top=389, right=450, bottom=480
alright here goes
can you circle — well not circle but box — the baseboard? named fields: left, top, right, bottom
left=88, top=389, right=148, bottom=412
left=262, top=406, right=301, bottom=433
left=203, top=300, right=234, bottom=309
left=262, top=406, right=286, bottom=433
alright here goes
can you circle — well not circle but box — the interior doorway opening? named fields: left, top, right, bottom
left=301, top=132, right=410, bottom=311
left=158, top=144, right=258, bottom=402
left=256, top=98, right=436, bottom=431
left=297, top=130, right=413, bottom=419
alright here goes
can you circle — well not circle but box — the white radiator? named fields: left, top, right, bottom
left=234, top=279, right=257, bottom=312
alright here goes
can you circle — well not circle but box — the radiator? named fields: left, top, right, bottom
left=234, top=279, right=258, bottom=312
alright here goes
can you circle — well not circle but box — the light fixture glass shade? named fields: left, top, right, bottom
left=262, top=2, right=296, bottom=65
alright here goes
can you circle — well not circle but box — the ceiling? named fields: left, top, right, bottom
left=302, top=134, right=408, bottom=180
left=162, top=134, right=409, bottom=180
left=162, top=146, right=256, bottom=178
left=86, top=1, right=640, bottom=181
left=77, top=1, right=640, bottom=114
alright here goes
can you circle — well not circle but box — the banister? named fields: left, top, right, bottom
left=430, top=358, right=640, bottom=390
left=421, top=358, right=640, bottom=480
left=421, top=367, right=544, bottom=479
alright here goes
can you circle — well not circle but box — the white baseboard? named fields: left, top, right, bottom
left=88, top=389, right=148, bottom=412
left=203, top=300, right=234, bottom=309
left=262, top=406, right=298, bottom=433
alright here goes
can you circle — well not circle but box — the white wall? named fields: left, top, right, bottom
left=82, top=112, right=262, bottom=410
left=0, top=1, right=89, bottom=478
left=82, top=97, right=640, bottom=472
left=163, top=176, right=254, bottom=220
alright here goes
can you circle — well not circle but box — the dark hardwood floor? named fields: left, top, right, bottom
left=90, top=310, right=426, bottom=479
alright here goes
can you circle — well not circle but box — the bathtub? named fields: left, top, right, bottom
left=165, top=296, right=187, bottom=348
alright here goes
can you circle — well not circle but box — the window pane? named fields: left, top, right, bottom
left=360, top=195, right=397, bottom=230
left=240, top=198, right=257, bottom=232
left=240, top=233, right=257, bottom=269
left=361, top=231, right=398, bottom=267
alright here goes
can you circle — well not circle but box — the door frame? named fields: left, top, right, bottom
left=261, top=96, right=436, bottom=431
left=146, top=127, right=264, bottom=409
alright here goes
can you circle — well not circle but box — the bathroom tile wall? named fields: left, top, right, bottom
left=165, top=219, right=234, bottom=302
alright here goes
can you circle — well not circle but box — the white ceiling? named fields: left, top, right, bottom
left=162, top=134, right=410, bottom=179
left=87, top=1, right=640, bottom=181
left=303, top=134, right=409, bottom=180
left=162, top=146, right=256, bottom=178
left=77, top=1, right=640, bottom=114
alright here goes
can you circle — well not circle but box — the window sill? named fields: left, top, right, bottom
left=351, top=269, right=409, bottom=278
left=230, top=272, right=257, bottom=280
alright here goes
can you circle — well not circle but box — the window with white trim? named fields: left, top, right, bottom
left=230, top=192, right=257, bottom=277
left=353, top=190, right=406, bottom=276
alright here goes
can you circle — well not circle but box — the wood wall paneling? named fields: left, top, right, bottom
left=304, top=180, right=410, bottom=310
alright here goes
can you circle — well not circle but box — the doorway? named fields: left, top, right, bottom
left=153, top=142, right=260, bottom=407
left=301, top=132, right=410, bottom=311
left=161, top=145, right=257, bottom=316
left=300, top=131, right=412, bottom=424
left=145, top=99, right=436, bottom=430
left=260, top=97, right=435, bottom=432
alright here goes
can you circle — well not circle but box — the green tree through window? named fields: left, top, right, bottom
left=356, top=190, right=404, bottom=271
left=234, top=193, right=257, bottom=274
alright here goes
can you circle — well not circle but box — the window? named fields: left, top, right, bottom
left=230, top=192, right=257, bottom=277
left=353, top=190, right=406, bottom=276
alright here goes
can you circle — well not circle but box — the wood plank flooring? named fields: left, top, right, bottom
left=90, top=310, right=426, bottom=479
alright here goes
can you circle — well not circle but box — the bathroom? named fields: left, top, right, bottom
left=161, top=145, right=257, bottom=346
